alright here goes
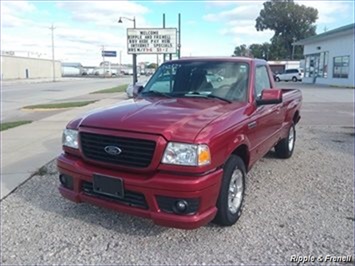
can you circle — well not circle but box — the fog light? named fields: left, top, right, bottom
left=174, top=200, right=188, bottom=213
left=59, top=174, right=73, bottom=190
left=59, top=174, right=66, bottom=185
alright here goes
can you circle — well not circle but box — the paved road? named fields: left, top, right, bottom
left=1, top=84, right=354, bottom=264
left=1, top=77, right=134, bottom=122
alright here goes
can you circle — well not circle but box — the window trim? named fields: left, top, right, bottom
left=333, top=55, right=350, bottom=79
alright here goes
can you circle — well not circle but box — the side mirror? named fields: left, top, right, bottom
left=132, top=84, right=144, bottom=98
left=256, top=89, right=282, bottom=106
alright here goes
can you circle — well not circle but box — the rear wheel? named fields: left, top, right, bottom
left=275, top=77, right=280, bottom=82
left=213, top=155, right=246, bottom=226
left=292, top=76, right=298, bottom=82
left=275, top=123, right=296, bottom=158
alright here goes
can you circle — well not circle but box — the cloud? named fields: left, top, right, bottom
left=204, top=2, right=263, bottom=22
left=203, top=2, right=272, bottom=45
left=205, top=0, right=238, bottom=7
left=1, top=1, right=37, bottom=27
left=297, top=0, right=353, bottom=25
left=57, top=1, right=150, bottom=27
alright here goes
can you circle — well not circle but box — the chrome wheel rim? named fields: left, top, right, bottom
left=288, top=126, right=295, bottom=151
left=228, top=168, right=244, bottom=214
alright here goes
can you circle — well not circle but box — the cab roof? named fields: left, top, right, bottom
left=167, top=56, right=267, bottom=65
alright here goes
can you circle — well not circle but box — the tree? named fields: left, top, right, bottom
left=232, top=44, right=249, bottom=57
left=146, top=63, right=157, bottom=69
left=256, top=0, right=318, bottom=59
left=249, top=42, right=271, bottom=60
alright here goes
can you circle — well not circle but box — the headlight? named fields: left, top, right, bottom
left=62, top=129, right=78, bottom=149
left=162, top=142, right=211, bottom=166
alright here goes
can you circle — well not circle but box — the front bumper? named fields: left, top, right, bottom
left=57, top=153, right=223, bottom=229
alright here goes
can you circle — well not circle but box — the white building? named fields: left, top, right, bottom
left=1, top=55, right=61, bottom=80
left=295, top=23, right=354, bottom=87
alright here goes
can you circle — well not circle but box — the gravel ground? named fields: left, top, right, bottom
left=1, top=121, right=353, bottom=265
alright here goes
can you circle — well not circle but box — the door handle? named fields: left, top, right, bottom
left=248, top=121, right=257, bottom=129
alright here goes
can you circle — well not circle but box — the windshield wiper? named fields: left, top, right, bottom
left=205, top=94, right=232, bottom=103
left=141, top=90, right=172, bottom=98
left=184, top=92, right=232, bottom=103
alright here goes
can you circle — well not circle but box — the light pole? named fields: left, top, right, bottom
left=118, top=16, right=137, bottom=85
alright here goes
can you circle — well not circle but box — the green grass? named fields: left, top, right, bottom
left=90, top=84, right=128, bottom=94
left=23, top=100, right=97, bottom=109
left=1, top=120, right=32, bottom=131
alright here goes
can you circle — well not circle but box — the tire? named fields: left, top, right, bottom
left=213, top=155, right=246, bottom=226
left=275, top=123, right=296, bottom=158
left=292, top=76, right=298, bottom=82
left=275, top=77, right=280, bottom=82
left=217, top=77, right=222, bottom=82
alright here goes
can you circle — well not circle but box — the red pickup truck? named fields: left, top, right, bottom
left=58, top=57, right=302, bottom=229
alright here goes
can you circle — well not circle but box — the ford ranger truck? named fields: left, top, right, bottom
left=58, top=57, right=302, bottom=229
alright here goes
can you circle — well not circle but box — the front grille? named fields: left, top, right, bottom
left=82, top=181, right=148, bottom=209
left=80, top=132, right=156, bottom=168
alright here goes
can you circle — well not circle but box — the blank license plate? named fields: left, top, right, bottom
left=93, top=174, right=124, bottom=199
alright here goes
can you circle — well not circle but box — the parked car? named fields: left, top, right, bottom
left=275, top=68, right=303, bottom=82
left=206, top=73, right=224, bottom=82
left=58, top=57, right=302, bottom=229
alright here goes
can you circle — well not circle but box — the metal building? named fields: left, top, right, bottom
left=295, top=23, right=354, bottom=87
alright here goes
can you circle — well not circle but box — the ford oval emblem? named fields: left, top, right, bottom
left=104, top=146, right=122, bottom=156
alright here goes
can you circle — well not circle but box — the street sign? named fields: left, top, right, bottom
left=102, top=51, right=117, bottom=57
left=127, top=28, right=177, bottom=54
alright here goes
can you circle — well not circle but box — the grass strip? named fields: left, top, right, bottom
left=90, top=84, right=128, bottom=94
left=1, top=120, right=32, bottom=131
left=23, top=100, right=97, bottom=109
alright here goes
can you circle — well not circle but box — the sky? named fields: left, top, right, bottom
left=1, top=0, right=354, bottom=66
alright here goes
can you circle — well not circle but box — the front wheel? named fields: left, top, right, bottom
left=213, top=155, right=246, bottom=226
left=275, top=123, right=296, bottom=158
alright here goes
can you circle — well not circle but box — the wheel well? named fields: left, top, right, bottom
left=293, top=111, right=300, bottom=124
left=232, top=145, right=250, bottom=171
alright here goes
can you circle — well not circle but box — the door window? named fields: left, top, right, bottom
left=255, top=66, right=271, bottom=98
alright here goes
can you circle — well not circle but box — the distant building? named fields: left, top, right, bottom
left=1, top=55, right=61, bottom=80
left=61, top=62, right=85, bottom=76
left=295, top=23, right=354, bottom=87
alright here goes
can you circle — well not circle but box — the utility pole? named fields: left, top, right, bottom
left=291, top=37, right=297, bottom=60
left=49, top=24, right=56, bottom=82
left=163, top=13, right=166, bottom=63
left=102, top=45, right=105, bottom=77
left=178, top=13, right=181, bottom=59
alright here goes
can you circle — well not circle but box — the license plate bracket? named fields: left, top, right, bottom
left=93, top=174, right=124, bottom=199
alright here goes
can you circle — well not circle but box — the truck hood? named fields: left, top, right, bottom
left=78, top=97, right=244, bottom=142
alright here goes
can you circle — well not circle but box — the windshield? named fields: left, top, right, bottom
left=141, top=61, right=249, bottom=102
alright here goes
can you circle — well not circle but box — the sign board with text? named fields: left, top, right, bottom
left=127, top=28, right=177, bottom=54
left=102, top=51, right=117, bottom=57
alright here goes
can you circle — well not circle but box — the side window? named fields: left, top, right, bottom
left=255, top=66, right=271, bottom=97
left=148, top=65, right=176, bottom=92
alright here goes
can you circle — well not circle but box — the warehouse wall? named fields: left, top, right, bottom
left=1, top=55, right=62, bottom=80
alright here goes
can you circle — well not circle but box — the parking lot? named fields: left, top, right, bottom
left=1, top=82, right=354, bottom=264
